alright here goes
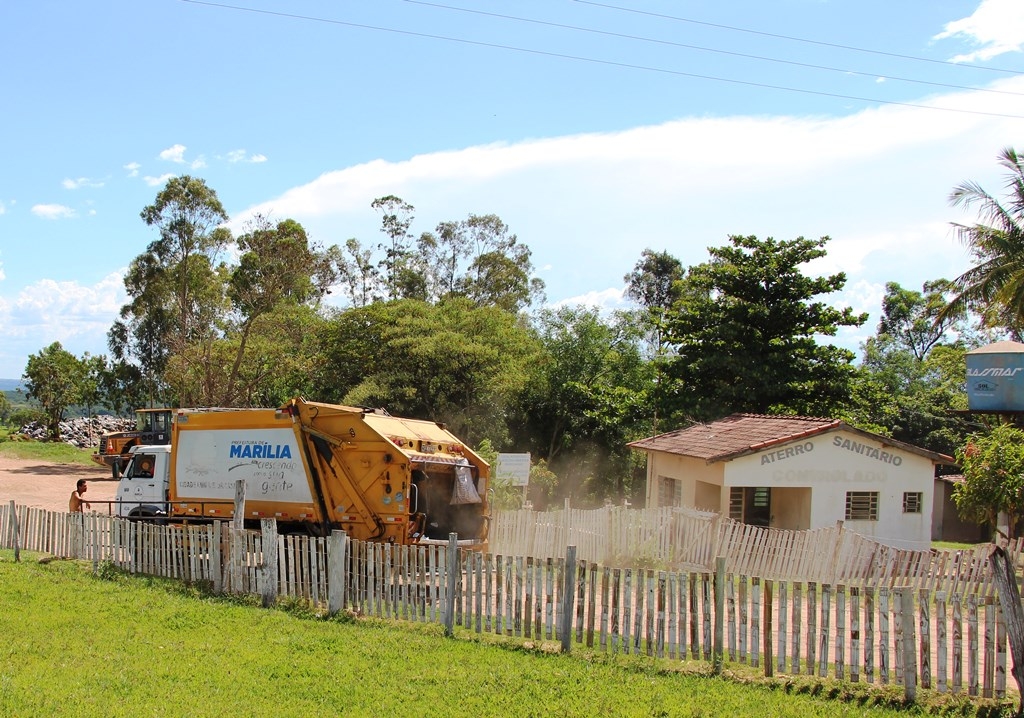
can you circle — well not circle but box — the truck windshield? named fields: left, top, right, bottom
left=127, top=453, right=156, bottom=479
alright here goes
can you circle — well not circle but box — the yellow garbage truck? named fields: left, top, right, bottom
left=114, top=398, right=490, bottom=546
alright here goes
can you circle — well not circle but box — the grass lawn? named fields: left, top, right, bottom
left=932, top=540, right=988, bottom=551
left=2, top=552, right=1016, bottom=717
left=0, top=440, right=94, bottom=465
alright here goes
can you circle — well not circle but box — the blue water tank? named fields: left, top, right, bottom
left=966, top=341, right=1024, bottom=412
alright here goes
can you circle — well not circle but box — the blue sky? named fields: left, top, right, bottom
left=1, top=0, right=1023, bottom=379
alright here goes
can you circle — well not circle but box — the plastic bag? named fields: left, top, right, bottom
left=450, top=462, right=482, bottom=505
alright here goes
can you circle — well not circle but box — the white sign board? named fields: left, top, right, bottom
left=495, top=453, right=531, bottom=487
left=175, top=427, right=314, bottom=503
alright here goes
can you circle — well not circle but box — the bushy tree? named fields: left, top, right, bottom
left=111, top=176, right=230, bottom=405
left=111, top=178, right=347, bottom=407
left=662, top=235, right=866, bottom=423
left=954, top=424, right=1024, bottom=539
left=313, top=298, right=540, bottom=443
left=513, top=305, right=652, bottom=504
left=847, top=280, right=974, bottom=455
left=624, top=248, right=685, bottom=434
left=96, top=358, right=149, bottom=416
left=23, top=342, right=86, bottom=440
left=624, top=248, right=685, bottom=357
left=222, top=216, right=339, bottom=404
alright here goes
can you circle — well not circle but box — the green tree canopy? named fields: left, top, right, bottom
left=624, top=248, right=685, bottom=353
left=512, top=306, right=652, bottom=505
left=313, top=298, right=540, bottom=443
left=337, top=199, right=545, bottom=312
left=662, top=235, right=867, bottom=423
left=878, top=280, right=960, bottom=361
left=624, top=248, right=686, bottom=434
left=23, top=342, right=86, bottom=440
left=846, top=280, right=974, bottom=455
left=221, top=216, right=340, bottom=404
left=111, top=176, right=230, bottom=405
left=96, top=358, right=149, bottom=416
left=111, top=178, right=345, bottom=407
left=954, top=424, right=1024, bottom=539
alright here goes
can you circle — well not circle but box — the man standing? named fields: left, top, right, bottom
left=69, top=479, right=90, bottom=513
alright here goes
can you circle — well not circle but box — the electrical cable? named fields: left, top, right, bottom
left=573, top=0, right=1024, bottom=76
left=405, top=0, right=1024, bottom=97
left=179, top=0, right=1024, bottom=120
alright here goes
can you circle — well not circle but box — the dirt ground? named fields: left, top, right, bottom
left=0, top=457, right=120, bottom=514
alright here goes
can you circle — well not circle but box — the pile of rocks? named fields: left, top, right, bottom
left=17, top=415, right=134, bottom=448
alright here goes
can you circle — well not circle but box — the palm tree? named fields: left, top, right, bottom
left=940, top=147, right=1024, bottom=336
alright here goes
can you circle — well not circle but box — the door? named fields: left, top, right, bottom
left=744, top=487, right=771, bottom=528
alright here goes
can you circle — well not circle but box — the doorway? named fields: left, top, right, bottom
left=730, top=487, right=771, bottom=527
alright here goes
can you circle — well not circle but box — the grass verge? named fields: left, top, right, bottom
left=1, top=552, right=1020, bottom=717
left=0, top=440, right=94, bottom=465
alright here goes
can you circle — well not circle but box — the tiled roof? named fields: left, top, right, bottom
left=628, top=413, right=953, bottom=464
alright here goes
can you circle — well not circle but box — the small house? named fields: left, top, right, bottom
left=629, top=414, right=954, bottom=550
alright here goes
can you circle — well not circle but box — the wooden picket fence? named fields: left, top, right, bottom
left=489, top=504, right=1017, bottom=597
left=1, top=501, right=1021, bottom=702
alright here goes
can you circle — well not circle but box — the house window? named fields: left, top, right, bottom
left=658, top=476, right=682, bottom=507
left=903, top=492, right=923, bottom=514
left=845, top=491, right=878, bottom=521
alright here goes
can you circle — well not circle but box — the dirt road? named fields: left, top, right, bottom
left=0, top=457, right=120, bottom=514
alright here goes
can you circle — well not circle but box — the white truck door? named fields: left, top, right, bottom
left=115, top=449, right=168, bottom=518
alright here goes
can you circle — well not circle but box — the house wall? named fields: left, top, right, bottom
left=695, top=480, right=722, bottom=512
left=771, top=486, right=811, bottom=530
left=645, top=453, right=722, bottom=509
left=933, top=479, right=987, bottom=543
left=644, top=429, right=937, bottom=550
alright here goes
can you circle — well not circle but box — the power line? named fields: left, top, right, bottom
left=405, top=0, right=1024, bottom=98
left=574, top=0, right=1024, bottom=76
left=179, top=0, right=1024, bottom=120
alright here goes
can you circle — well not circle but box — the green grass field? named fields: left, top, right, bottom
left=0, top=440, right=94, bottom=465
left=2, top=553, right=1015, bottom=717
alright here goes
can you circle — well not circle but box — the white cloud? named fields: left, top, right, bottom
left=553, top=288, right=627, bottom=313
left=13, top=273, right=124, bottom=321
left=0, top=259, right=5, bottom=282
left=159, top=144, right=188, bottom=163
left=191, top=156, right=207, bottom=170
left=227, top=75, right=1022, bottom=359
left=226, top=149, right=268, bottom=164
left=143, top=173, right=176, bottom=187
left=31, top=204, right=76, bottom=220
left=934, top=0, right=1024, bottom=62
left=124, top=162, right=141, bottom=177
left=0, top=200, right=6, bottom=215
left=62, top=177, right=104, bottom=190
left=0, top=272, right=126, bottom=375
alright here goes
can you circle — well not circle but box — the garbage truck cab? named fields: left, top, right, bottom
left=115, top=444, right=171, bottom=519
